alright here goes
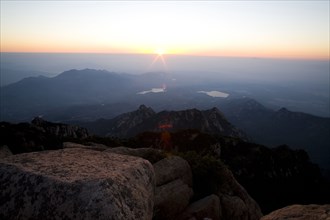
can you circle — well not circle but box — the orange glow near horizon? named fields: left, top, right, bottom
left=1, top=43, right=328, bottom=60
left=1, top=1, right=329, bottom=61
left=1, top=36, right=328, bottom=60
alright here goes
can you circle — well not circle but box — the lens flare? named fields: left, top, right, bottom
left=148, top=49, right=168, bottom=70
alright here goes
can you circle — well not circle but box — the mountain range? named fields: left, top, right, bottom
left=77, top=105, right=248, bottom=141
left=220, top=98, right=330, bottom=169
left=1, top=68, right=329, bottom=170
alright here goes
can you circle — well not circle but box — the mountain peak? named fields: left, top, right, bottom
left=138, top=105, right=155, bottom=114
left=210, top=107, right=221, bottom=113
left=138, top=104, right=148, bottom=111
left=278, top=107, right=289, bottom=112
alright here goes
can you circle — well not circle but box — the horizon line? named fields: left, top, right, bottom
left=1, top=51, right=329, bottom=61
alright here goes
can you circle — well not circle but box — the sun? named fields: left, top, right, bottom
left=149, top=48, right=168, bottom=70
left=155, top=48, right=165, bottom=56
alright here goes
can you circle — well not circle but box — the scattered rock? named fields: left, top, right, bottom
left=0, top=145, right=12, bottom=159
left=178, top=194, right=221, bottom=220
left=105, top=146, right=165, bottom=163
left=154, top=179, right=193, bottom=220
left=0, top=148, right=155, bottom=220
left=261, top=204, right=330, bottom=220
left=153, top=156, right=192, bottom=186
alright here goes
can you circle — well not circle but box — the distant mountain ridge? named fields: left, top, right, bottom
left=1, top=68, right=329, bottom=170
left=0, top=69, right=174, bottom=122
left=79, top=105, right=248, bottom=140
left=220, top=98, right=330, bottom=169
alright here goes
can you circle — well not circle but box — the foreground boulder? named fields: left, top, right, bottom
left=261, top=204, right=330, bottom=220
left=152, top=156, right=194, bottom=219
left=153, top=156, right=193, bottom=186
left=0, top=148, right=155, bottom=220
left=178, top=194, right=221, bottom=220
left=154, top=179, right=193, bottom=220
left=217, top=166, right=263, bottom=220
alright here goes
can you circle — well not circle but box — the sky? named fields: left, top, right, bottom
left=0, top=1, right=329, bottom=59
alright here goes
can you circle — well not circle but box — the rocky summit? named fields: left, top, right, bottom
left=0, top=148, right=155, bottom=220
left=2, top=142, right=329, bottom=220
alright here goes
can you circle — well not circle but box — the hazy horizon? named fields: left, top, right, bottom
left=1, top=1, right=329, bottom=59
left=1, top=52, right=329, bottom=118
left=1, top=52, right=329, bottom=83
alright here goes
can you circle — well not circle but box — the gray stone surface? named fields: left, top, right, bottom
left=261, top=204, right=330, bottom=220
left=153, top=156, right=192, bottom=186
left=217, top=166, right=263, bottom=220
left=0, top=148, right=155, bottom=220
left=154, top=179, right=193, bottom=220
left=178, top=194, right=221, bottom=220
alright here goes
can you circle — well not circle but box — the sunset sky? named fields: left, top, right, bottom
left=1, top=1, right=329, bottom=59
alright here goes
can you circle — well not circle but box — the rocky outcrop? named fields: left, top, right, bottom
left=0, top=148, right=155, bottom=220
left=32, top=116, right=89, bottom=139
left=106, top=147, right=194, bottom=219
left=0, top=143, right=264, bottom=220
left=152, top=156, right=194, bottom=220
left=106, top=147, right=261, bottom=220
left=0, top=145, right=12, bottom=159
left=261, top=204, right=330, bottom=220
left=216, top=166, right=263, bottom=220
left=153, top=156, right=193, bottom=186
left=178, top=194, right=221, bottom=220
left=154, top=179, right=193, bottom=220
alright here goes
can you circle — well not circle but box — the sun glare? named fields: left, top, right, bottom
left=155, top=49, right=165, bottom=56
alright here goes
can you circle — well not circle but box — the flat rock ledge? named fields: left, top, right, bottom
left=0, top=148, right=155, bottom=220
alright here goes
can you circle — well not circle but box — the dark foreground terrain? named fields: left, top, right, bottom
left=1, top=118, right=329, bottom=218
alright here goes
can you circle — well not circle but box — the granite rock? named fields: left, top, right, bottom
left=0, top=148, right=155, bottom=220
